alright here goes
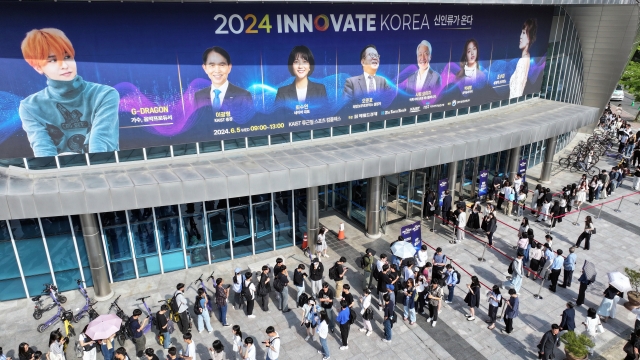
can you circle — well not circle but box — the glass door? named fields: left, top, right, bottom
left=409, top=171, right=426, bottom=219
left=333, top=182, right=349, bottom=215
left=208, top=210, right=231, bottom=263
left=350, top=180, right=367, bottom=225
left=461, top=158, right=475, bottom=199
left=230, top=206, right=252, bottom=258
left=253, top=202, right=273, bottom=254
left=155, top=205, right=185, bottom=273
left=398, top=172, right=410, bottom=218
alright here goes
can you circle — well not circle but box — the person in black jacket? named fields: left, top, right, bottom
left=537, top=324, right=560, bottom=359
left=559, top=302, right=576, bottom=332
left=485, top=212, right=497, bottom=246
left=309, top=258, right=324, bottom=295
left=441, top=190, right=452, bottom=225
left=318, top=282, right=335, bottom=333
left=377, top=264, right=391, bottom=310
left=294, top=264, right=308, bottom=307
left=18, top=343, right=34, bottom=360
left=257, top=265, right=271, bottom=312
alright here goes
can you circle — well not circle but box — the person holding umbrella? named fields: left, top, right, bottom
left=576, top=260, right=597, bottom=307
left=598, top=283, right=624, bottom=322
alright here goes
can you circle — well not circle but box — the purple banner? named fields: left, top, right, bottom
left=519, top=158, right=528, bottom=182
left=478, top=169, right=489, bottom=197
left=400, top=221, right=422, bottom=251
left=438, top=178, right=448, bottom=207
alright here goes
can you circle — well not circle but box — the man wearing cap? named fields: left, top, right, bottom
left=363, top=249, right=374, bottom=291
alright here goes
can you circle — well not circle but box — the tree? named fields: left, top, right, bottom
left=619, top=45, right=640, bottom=121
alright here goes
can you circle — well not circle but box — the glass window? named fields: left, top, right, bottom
left=350, top=180, right=367, bottom=225
left=292, top=131, right=311, bottom=142
left=223, top=138, right=246, bottom=151
left=199, top=141, right=222, bottom=153
left=181, top=203, right=209, bottom=267
left=417, top=114, right=430, bottom=123
left=509, top=98, right=518, bottom=104
left=293, top=189, right=307, bottom=246
left=248, top=136, right=269, bottom=148
left=155, top=205, right=185, bottom=273
left=270, top=134, right=289, bottom=145
left=88, top=152, right=117, bottom=165
left=333, top=182, right=349, bottom=215
left=313, top=128, right=330, bottom=139
left=172, top=143, right=198, bottom=157
left=351, top=123, right=367, bottom=133
left=58, top=154, right=87, bottom=168
left=333, top=125, right=349, bottom=136
left=145, top=146, right=171, bottom=159
left=208, top=209, right=231, bottom=263
left=118, top=149, right=144, bottom=162
left=274, top=191, right=293, bottom=249
left=70, top=216, right=93, bottom=286
left=128, top=209, right=160, bottom=277
left=230, top=204, right=252, bottom=258
left=253, top=198, right=273, bottom=254
left=491, top=101, right=501, bottom=109
left=401, top=116, right=415, bottom=126
left=369, top=120, right=384, bottom=131
left=431, top=112, right=443, bottom=120
left=458, top=107, right=469, bottom=116
left=470, top=105, right=480, bottom=113
left=10, top=219, right=52, bottom=296
left=444, top=110, right=456, bottom=118
left=386, top=118, right=400, bottom=128
left=0, top=158, right=25, bottom=168
left=100, top=211, right=135, bottom=282
left=27, top=157, right=57, bottom=170
left=0, top=221, right=26, bottom=300
left=41, top=216, right=81, bottom=292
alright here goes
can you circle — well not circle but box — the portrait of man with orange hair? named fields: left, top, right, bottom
left=19, top=28, right=119, bottom=157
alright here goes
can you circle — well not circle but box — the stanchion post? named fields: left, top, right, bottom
left=597, top=203, right=604, bottom=219
left=533, top=275, right=546, bottom=300
left=478, top=243, right=487, bottom=262
left=614, top=197, right=623, bottom=213
left=431, top=215, right=436, bottom=233
left=572, top=208, right=582, bottom=226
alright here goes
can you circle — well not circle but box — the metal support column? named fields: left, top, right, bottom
left=508, top=146, right=522, bottom=184
left=447, top=161, right=457, bottom=201
left=306, top=187, right=319, bottom=254
left=540, top=136, right=558, bottom=184
left=79, top=213, right=114, bottom=301
left=366, top=176, right=382, bottom=239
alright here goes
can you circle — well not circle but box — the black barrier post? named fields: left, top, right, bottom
left=478, top=243, right=487, bottom=262
left=614, top=197, right=624, bottom=213
left=572, top=208, right=582, bottom=226
left=533, top=274, right=546, bottom=300
left=431, top=216, right=436, bottom=233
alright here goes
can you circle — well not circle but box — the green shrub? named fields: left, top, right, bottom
left=561, top=331, right=595, bottom=358
left=625, top=267, right=640, bottom=293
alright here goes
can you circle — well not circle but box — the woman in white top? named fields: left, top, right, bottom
left=241, top=337, right=256, bottom=360
left=414, top=245, right=429, bottom=268
left=208, top=340, right=226, bottom=360
left=231, top=325, right=243, bottom=360
left=316, top=228, right=328, bottom=258
left=531, top=185, right=541, bottom=215
left=509, top=19, right=537, bottom=98
left=359, top=288, right=373, bottom=336
left=575, top=183, right=587, bottom=208
left=457, top=39, right=480, bottom=85
left=536, top=199, right=551, bottom=225
left=317, top=311, right=330, bottom=360
left=300, top=298, right=320, bottom=340
left=78, top=325, right=97, bottom=360
left=582, top=308, right=602, bottom=356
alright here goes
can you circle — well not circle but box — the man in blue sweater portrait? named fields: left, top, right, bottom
left=19, top=28, right=120, bottom=157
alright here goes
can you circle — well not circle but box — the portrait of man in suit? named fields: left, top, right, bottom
left=401, top=40, right=441, bottom=95
left=194, top=46, right=252, bottom=115
left=343, top=44, right=390, bottom=102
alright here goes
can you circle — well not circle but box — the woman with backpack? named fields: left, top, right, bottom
left=232, top=269, right=245, bottom=310
left=300, top=298, right=320, bottom=341
left=485, top=285, right=502, bottom=330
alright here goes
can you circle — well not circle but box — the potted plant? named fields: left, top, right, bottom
left=561, top=331, right=594, bottom=360
left=624, top=267, right=640, bottom=310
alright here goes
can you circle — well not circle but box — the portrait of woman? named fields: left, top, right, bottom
left=275, top=45, right=327, bottom=108
left=19, top=28, right=120, bottom=157
left=456, top=39, right=482, bottom=84
left=509, top=18, right=538, bottom=98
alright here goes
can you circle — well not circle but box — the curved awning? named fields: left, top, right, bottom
left=0, top=98, right=599, bottom=220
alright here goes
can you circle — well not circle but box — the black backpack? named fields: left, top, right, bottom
left=273, top=277, right=284, bottom=292
left=298, top=293, right=309, bottom=308
left=193, top=295, right=203, bottom=315
left=242, top=281, right=252, bottom=299
left=348, top=308, right=357, bottom=325
left=328, top=264, right=339, bottom=280
left=508, top=262, right=514, bottom=275
left=170, top=293, right=181, bottom=314
left=372, top=264, right=380, bottom=281
left=453, top=269, right=461, bottom=284
left=357, top=255, right=365, bottom=269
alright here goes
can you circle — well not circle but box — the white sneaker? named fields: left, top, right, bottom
left=366, top=331, right=372, bottom=336
left=324, top=254, right=330, bottom=258
left=445, top=300, right=452, bottom=304
left=198, top=330, right=203, bottom=334
left=248, top=315, right=256, bottom=318
left=426, top=317, right=432, bottom=322
left=359, top=328, right=367, bottom=333
left=304, top=336, right=310, bottom=341
left=323, top=357, right=330, bottom=360
left=340, top=346, right=348, bottom=350
left=432, top=321, right=437, bottom=327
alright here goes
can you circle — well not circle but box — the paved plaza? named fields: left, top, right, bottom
left=1, top=132, right=639, bottom=360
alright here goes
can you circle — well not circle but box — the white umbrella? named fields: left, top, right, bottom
left=86, top=314, right=122, bottom=340
left=608, top=271, right=632, bottom=292
left=390, top=241, right=416, bottom=259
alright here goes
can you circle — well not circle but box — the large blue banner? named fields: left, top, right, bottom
left=0, top=3, right=553, bottom=158
left=401, top=221, right=422, bottom=251
left=519, top=158, right=528, bottom=182
left=438, top=178, right=449, bottom=207
left=478, top=169, right=489, bottom=197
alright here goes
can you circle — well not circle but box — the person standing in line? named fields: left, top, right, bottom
left=342, top=284, right=354, bottom=308
left=582, top=308, right=602, bottom=356
left=215, top=278, right=231, bottom=327
left=597, top=284, right=623, bottom=322
left=548, top=249, right=564, bottom=293
left=293, top=264, right=308, bottom=307
left=503, top=252, right=524, bottom=293
left=517, top=190, right=527, bottom=218
left=363, top=249, right=374, bottom=291
left=633, top=167, right=640, bottom=190
left=336, top=299, right=352, bottom=350
left=600, top=169, right=610, bottom=199
left=560, top=247, right=577, bottom=288
left=559, top=302, right=576, bottom=333
left=231, top=269, right=245, bottom=311
left=257, top=266, right=271, bottom=312
left=444, top=264, right=457, bottom=304
left=441, top=190, right=452, bottom=225
left=537, top=324, right=560, bottom=359
left=143, top=349, right=158, bottom=360
left=316, top=311, right=330, bottom=360
left=377, top=264, right=391, bottom=310
left=333, top=257, right=348, bottom=300
left=403, top=278, right=417, bottom=325
left=48, top=331, right=66, bottom=360
left=244, top=272, right=256, bottom=319
left=310, top=258, right=324, bottom=295
left=241, top=337, right=256, bottom=360
left=276, top=265, right=291, bottom=313
left=155, top=305, right=171, bottom=352
left=485, top=285, right=502, bottom=330
left=415, top=265, right=429, bottom=315
left=114, top=348, right=129, bottom=360
left=456, top=205, right=467, bottom=242
left=432, top=248, right=447, bottom=283
left=501, top=289, right=519, bottom=335
left=231, top=325, right=243, bottom=360
left=263, top=326, right=281, bottom=360
left=382, top=293, right=394, bottom=342
left=464, top=276, right=480, bottom=321
left=575, top=216, right=594, bottom=250
left=130, top=309, right=148, bottom=358
left=359, top=288, right=373, bottom=336
left=503, top=182, right=514, bottom=216
left=415, top=245, right=429, bottom=270
left=527, top=243, right=544, bottom=279
left=531, top=184, right=541, bottom=215
left=207, top=341, right=224, bottom=360
left=79, top=325, right=97, bottom=360
left=317, top=282, right=335, bottom=333
left=99, top=335, right=115, bottom=360
left=316, top=227, right=329, bottom=259
left=485, top=212, right=497, bottom=246
left=300, top=298, right=320, bottom=341
left=182, top=333, right=196, bottom=360
left=587, top=176, right=598, bottom=203
left=536, top=197, right=552, bottom=225
left=174, top=283, right=190, bottom=334
left=195, top=288, right=214, bottom=333
left=426, top=280, right=444, bottom=327
left=18, top=343, right=34, bottom=360
left=273, top=258, right=285, bottom=279
left=576, top=270, right=594, bottom=307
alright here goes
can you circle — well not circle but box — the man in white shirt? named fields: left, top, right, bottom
left=174, top=283, right=190, bottom=333
left=401, top=40, right=441, bottom=95
left=343, top=44, right=391, bottom=102
left=415, top=245, right=429, bottom=268
left=456, top=205, right=467, bottom=242
left=263, top=326, right=280, bottom=360
left=182, top=333, right=196, bottom=360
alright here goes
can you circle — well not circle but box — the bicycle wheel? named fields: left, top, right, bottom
left=37, top=323, right=48, bottom=333
left=58, top=295, right=67, bottom=304
left=117, top=332, right=126, bottom=346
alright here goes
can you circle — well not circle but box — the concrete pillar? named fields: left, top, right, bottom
left=365, top=176, right=382, bottom=239
left=79, top=213, right=113, bottom=301
left=540, top=136, right=558, bottom=184
left=447, top=161, right=457, bottom=200
left=508, top=146, right=522, bottom=184
left=306, top=187, right=319, bottom=254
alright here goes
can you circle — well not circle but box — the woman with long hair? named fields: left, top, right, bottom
left=231, top=325, right=243, bottom=360
left=531, top=184, right=542, bottom=215
left=575, top=216, right=594, bottom=250
left=464, top=276, right=481, bottom=321
left=588, top=175, right=598, bottom=203
left=485, top=285, right=502, bottom=330
left=316, top=227, right=328, bottom=258
left=509, top=18, right=537, bottom=98
left=456, top=39, right=480, bottom=83
left=18, top=343, right=34, bottom=360
left=48, top=330, right=66, bottom=360
left=79, top=325, right=97, bottom=360
left=575, top=182, right=587, bottom=208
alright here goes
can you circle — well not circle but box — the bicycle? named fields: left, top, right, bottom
left=73, top=279, right=99, bottom=323
left=37, top=284, right=70, bottom=333
left=193, top=272, right=214, bottom=313
left=136, top=296, right=155, bottom=334
left=32, top=283, right=67, bottom=320
left=108, top=295, right=133, bottom=346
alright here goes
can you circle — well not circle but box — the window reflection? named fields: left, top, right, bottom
left=100, top=211, right=135, bottom=281
left=41, top=216, right=81, bottom=291
left=274, top=191, right=293, bottom=249
left=128, top=208, right=160, bottom=277
left=10, top=219, right=53, bottom=296
left=0, top=221, right=26, bottom=300
left=156, top=205, right=184, bottom=272
left=181, top=203, right=208, bottom=267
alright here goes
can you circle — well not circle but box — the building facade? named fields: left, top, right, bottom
left=0, top=1, right=637, bottom=301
